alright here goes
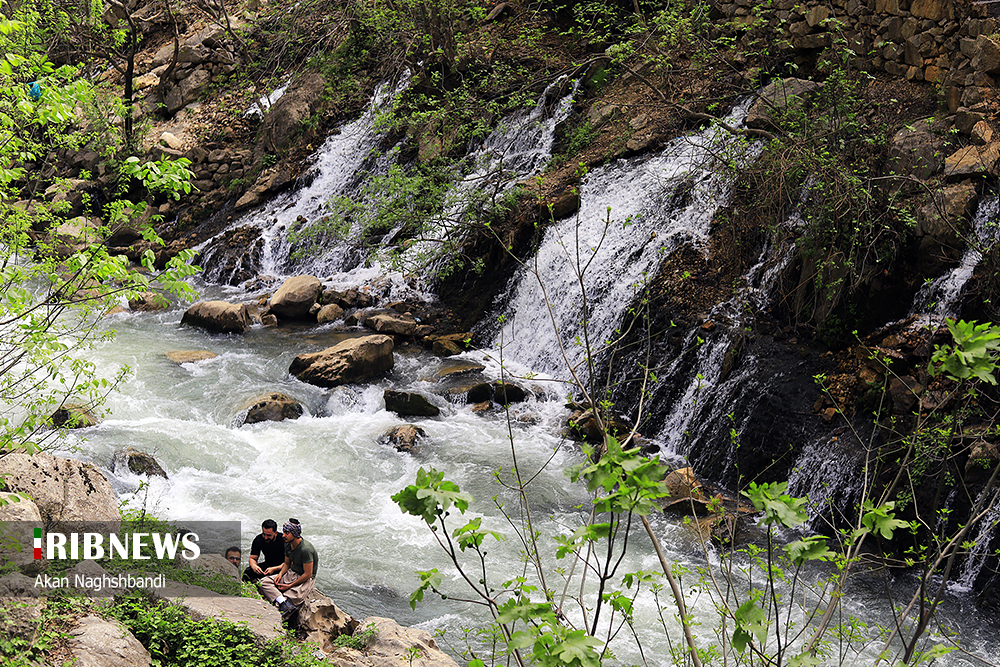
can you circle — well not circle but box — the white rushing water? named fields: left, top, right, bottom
left=48, top=84, right=1000, bottom=664
left=486, top=100, right=758, bottom=379
left=910, top=194, right=1000, bottom=322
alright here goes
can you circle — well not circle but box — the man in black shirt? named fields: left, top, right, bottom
left=242, top=519, right=285, bottom=583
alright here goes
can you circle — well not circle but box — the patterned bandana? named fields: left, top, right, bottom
left=283, top=521, right=301, bottom=537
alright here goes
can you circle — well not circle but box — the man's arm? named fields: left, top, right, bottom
left=277, top=560, right=312, bottom=591
left=249, top=553, right=263, bottom=574
left=266, top=555, right=290, bottom=578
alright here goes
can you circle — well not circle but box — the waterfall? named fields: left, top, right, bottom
left=910, top=194, right=1000, bottom=321
left=196, top=77, right=408, bottom=284
left=955, top=487, right=1000, bottom=591
left=486, top=100, right=758, bottom=378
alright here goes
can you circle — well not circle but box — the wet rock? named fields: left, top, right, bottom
left=888, top=376, right=924, bottom=414
left=365, top=312, right=418, bottom=336
left=129, top=291, right=168, bottom=312
left=316, top=303, right=345, bottom=324
left=424, top=332, right=473, bottom=356
left=165, top=350, right=218, bottom=364
left=238, top=392, right=304, bottom=424
left=114, top=447, right=168, bottom=478
left=492, top=381, right=527, bottom=404
left=0, top=452, right=120, bottom=528
left=181, top=300, right=253, bottom=333
left=382, top=424, right=426, bottom=452
left=52, top=403, right=98, bottom=429
left=289, top=335, right=394, bottom=388
left=268, top=274, right=322, bottom=320
left=384, top=390, right=440, bottom=417
left=435, top=361, right=486, bottom=379
left=69, top=615, right=151, bottom=667
left=467, top=383, right=492, bottom=403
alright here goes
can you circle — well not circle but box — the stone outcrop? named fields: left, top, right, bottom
left=384, top=390, right=441, bottom=417
left=0, top=452, right=120, bottom=528
left=297, top=590, right=360, bottom=646
left=69, top=615, right=152, bottom=667
left=181, top=300, right=253, bottom=333
left=268, top=274, right=323, bottom=320
left=261, top=73, right=327, bottom=152
left=238, top=392, right=304, bottom=424
left=317, top=303, right=345, bottom=323
left=289, top=335, right=394, bottom=387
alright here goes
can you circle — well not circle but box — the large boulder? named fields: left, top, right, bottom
left=69, top=615, right=152, bottom=667
left=384, top=390, right=440, bottom=417
left=268, top=275, right=322, bottom=320
left=238, top=392, right=304, bottom=424
left=0, top=452, right=120, bottom=528
left=181, top=300, right=253, bottom=333
left=0, top=493, right=48, bottom=574
left=327, top=617, right=459, bottom=667
left=262, top=73, right=326, bottom=152
left=289, top=335, right=394, bottom=388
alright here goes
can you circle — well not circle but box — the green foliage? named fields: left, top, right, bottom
left=392, top=466, right=473, bottom=524
left=332, top=622, right=379, bottom=650
left=929, top=318, right=1000, bottom=385
left=111, top=592, right=328, bottom=667
left=121, top=157, right=196, bottom=200
left=0, top=13, right=200, bottom=454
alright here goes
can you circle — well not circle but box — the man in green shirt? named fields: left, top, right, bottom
left=259, top=519, right=319, bottom=619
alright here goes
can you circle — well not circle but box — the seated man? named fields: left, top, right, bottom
left=243, top=519, right=285, bottom=583
left=259, top=519, right=319, bottom=619
left=225, top=546, right=242, bottom=567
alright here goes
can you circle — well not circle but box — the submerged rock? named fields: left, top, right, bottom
left=238, top=392, right=304, bottom=424
left=382, top=424, right=426, bottom=452
left=384, top=390, right=440, bottom=417
left=114, top=447, right=168, bottom=478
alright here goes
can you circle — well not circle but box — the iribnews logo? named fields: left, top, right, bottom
left=33, top=527, right=201, bottom=561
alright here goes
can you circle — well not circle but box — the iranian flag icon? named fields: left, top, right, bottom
left=34, top=527, right=41, bottom=559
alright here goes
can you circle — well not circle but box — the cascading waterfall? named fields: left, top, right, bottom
left=48, top=80, right=1000, bottom=665
left=910, top=193, right=1000, bottom=321
left=486, top=100, right=757, bottom=377
left=197, top=77, right=408, bottom=284
left=955, top=487, right=1000, bottom=590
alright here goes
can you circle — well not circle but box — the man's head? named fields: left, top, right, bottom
left=262, top=518, right=278, bottom=541
left=282, top=519, right=302, bottom=544
left=225, top=547, right=241, bottom=566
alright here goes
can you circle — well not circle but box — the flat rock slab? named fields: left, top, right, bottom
left=150, top=580, right=284, bottom=641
